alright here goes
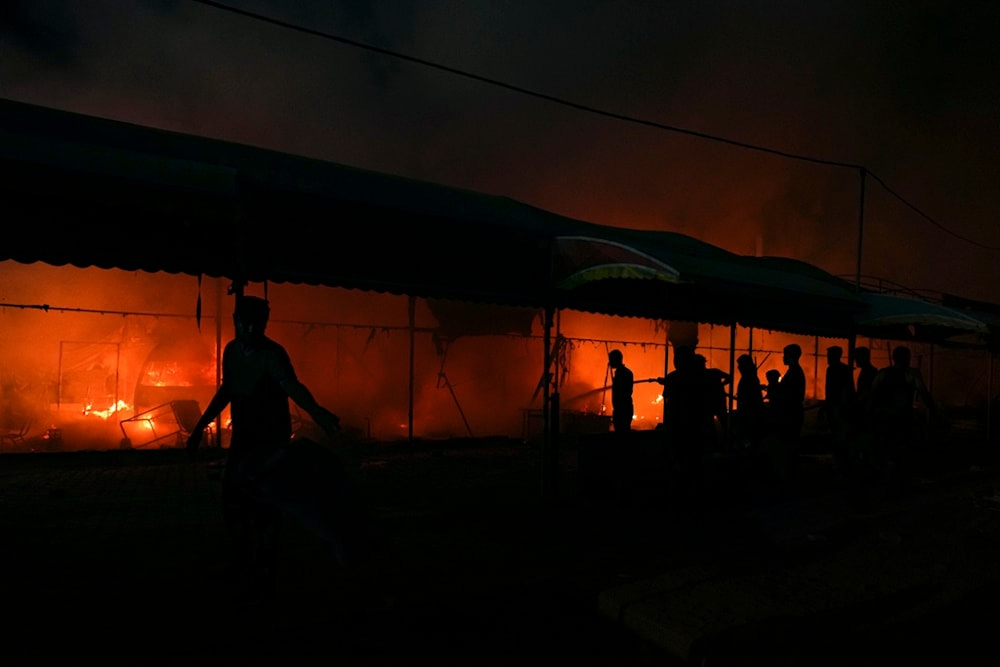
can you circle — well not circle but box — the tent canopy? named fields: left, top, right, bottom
left=855, top=292, right=992, bottom=349
left=1, top=97, right=988, bottom=345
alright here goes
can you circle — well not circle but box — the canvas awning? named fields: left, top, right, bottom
left=551, top=236, right=682, bottom=289
left=6, top=96, right=998, bottom=346
left=855, top=292, right=990, bottom=344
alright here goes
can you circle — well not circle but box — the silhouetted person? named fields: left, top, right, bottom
left=733, top=354, right=765, bottom=450
left=867, top=345, right=937, bottom=492
left=659, top=346, right=713, bottom=502
left=185, top=295, right=343, bottom=605
left=761, top=344, right=806, bottom=494
left=822, top=345, right=855, bottom=464
left=761, top=369, right=782, bottom=440
left=853, top=346, right=878, bottom=423
left=608, top=349, right=634, bottom=434
left=660, top=346, right=699, bottom=441
left=695, top=353, right=732, bottom=450
left=763, top=369, right=781, bottom=403
left=771, top=344, right=806, bottom=444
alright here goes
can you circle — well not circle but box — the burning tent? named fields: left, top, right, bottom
left=3, top=97, right=998, bottom=472
left=0, top=97, right=868, bottom=335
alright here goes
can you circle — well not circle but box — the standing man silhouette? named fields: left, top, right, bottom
left=867, top=345, right=937, bottom=491
left=185, top=294, right=343, bottom=605
left=823, top=345, right=856, bottom=464
left=763, top=343, right=807, bottom=494
left=772, top=343, right=807, bottom=444
left=608, top=349, right=634, bottom=433
left=733, top=353, right=765, bottom=449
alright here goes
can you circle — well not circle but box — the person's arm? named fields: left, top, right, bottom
left=185, top=385, right=231, bottom=459
left=260, top=342, right=341, bottom=438
left=283, top=378, right=341, bottom=437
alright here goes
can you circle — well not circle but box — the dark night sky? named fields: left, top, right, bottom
left=3, top=1, right=1000, bottom=303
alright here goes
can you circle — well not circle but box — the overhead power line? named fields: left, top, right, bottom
left=864, top=171, right=998, bottom=250
left=192, top=0, right=1000, bottom=252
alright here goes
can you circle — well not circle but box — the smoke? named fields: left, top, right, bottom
left=2, top=1, right=998, bottom=304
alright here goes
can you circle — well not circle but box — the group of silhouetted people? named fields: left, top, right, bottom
left=733, top=343, right=937, bottom=491
left=183, top=291, right=943, bottom=608
left=858, top=345, right=937, bottom=488
left=607, top=341, right=939, bottom=502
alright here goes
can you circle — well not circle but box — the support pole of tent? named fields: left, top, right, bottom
left=408, top=295, right=416, bottom=442
left=814, top=336, right=821, bottom=400
left=853, top=167, right=866, bottom=417
left=662, top=325, right=671, bottom=426
left=214, top=278, right=223, bottom=447
left=855, top=167, right=866, bottom=293
left=438, top=372, right=473, bottom=437
left=552, top=309, right=562, bottom=483
left=986, top=351, right=994, bottom=441
left=113, top=341, right=121, bottom=422
left=726, top=323, right=736, bottom=445
left=847, top=335, right=857, bottom=381
left=542, top=304, right=557, bottom=502
left=928, top=343, right=935, bottom=396
left=57, top=342, right=63, bottom=410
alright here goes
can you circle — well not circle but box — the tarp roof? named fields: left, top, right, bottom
left=1, top=97, right=987, bottom=344
left=855, top=292, right=991, bottom=348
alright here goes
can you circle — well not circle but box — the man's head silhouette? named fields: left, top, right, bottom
left=234, top=296, right=270, bottom=339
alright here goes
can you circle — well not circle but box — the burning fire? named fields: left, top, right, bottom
left=82, top=399, right=130, bottom=419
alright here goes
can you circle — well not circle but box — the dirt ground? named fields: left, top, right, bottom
left=3, top=431, right=1000, bottom=666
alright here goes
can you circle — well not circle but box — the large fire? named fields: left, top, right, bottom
left=82, top=399, right=129, bottom=420
left=0, top=262, right=989, bottom=452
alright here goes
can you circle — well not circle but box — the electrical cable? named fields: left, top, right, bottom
left=191, top=0, right=1000, bottom=251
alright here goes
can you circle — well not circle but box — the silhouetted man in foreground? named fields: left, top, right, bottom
left=695, top=353, right=732, bottom=451
left=771, top=343, right=806, bottom=445
left=186, top=295, right=343, bottom=605
left=867, top=345, right=937, bottom=493
left=760, top=344, right=806, bottom=494
left=659, top=346, right=716, bottom=503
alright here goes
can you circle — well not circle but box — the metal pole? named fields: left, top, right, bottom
left=214, top=278, right=223, bottom=447
left=113, top=343, right=121, bottom=411
left=542, top=305, right=555, bottom=501
left=928, top=344, right=935, bottom=396
left=408, top=295, right=416, bottom=442
left=856, top=167, right=867, bottom=293
left=988, top=351, right=994, bottom=442
left=814, top=336, right=821, bottom=400
left=727, top=323, right=736, bottom=443
left=662, top=324, right=670, bottom=425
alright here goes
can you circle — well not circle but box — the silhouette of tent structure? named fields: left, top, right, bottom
left=856, top=292, right=990, bottom=346
left=1, top=97, right=870, bottom=336
left=5, top=97, right=992, bottom=345
left=2, top=97, right=995, bottom=491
